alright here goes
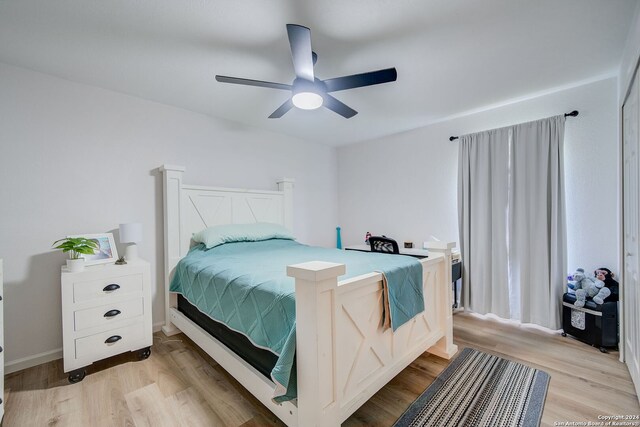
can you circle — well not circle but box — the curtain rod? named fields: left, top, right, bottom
left=448, top=110, right=579, bottom=142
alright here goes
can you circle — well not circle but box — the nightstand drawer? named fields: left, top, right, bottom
left=75, top=322, right=145, bottom=360
left=73, top=273, right=143, bottom=303
left=74, top=297, right=144, bottom=332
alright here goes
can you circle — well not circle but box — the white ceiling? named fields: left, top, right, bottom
left=0, top=0, right=636, bottom=146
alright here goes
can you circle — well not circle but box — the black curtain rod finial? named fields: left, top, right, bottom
left=449, top=136, right=459, bottom=142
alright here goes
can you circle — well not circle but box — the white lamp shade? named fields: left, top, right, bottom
left=119, top=222, right=143, bottom=243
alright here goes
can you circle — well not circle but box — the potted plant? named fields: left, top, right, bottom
left=52, top=237, right=99, bottom=272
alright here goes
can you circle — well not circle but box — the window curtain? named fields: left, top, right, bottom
left=458, top=115, right=566, bottom=329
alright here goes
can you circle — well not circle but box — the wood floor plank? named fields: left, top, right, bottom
left=81, top=368, right=134, bottom=427
left=184, top=360, right=256, bottom=426
left=165, top=386, right=226, bottom=427
left=115, top=361, right=156, bottom=396
left=147, top=364, right=189, bottom=398
left=125, top=383, right=180, bottom=427
left=40, top=382, right=84, bottom=426
left=3, top=312, right=638, bottom=426
left=343, top=398, right=397, bottom=427
left=3, top=384, right=46, bottom=426
left=238, top=412, right=285, bottom=427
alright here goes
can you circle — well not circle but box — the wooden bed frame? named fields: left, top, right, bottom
left=160, top=165, right=458, bottom=427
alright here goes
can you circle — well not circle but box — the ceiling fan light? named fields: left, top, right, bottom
left=292, top=91, right=323, bottom=110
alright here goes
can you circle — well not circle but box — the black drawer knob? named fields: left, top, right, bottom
left=104, top=309, right=121, bottom=318
left=103, top=284, right=120, bottom=292
left=0, top=295, right=3, bottom=301
left=104, top=335, right=122, bottom=344
left=0, top=346, right=3, bottom=353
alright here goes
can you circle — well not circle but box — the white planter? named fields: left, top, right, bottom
left=66, top=258, right=85, bottom=273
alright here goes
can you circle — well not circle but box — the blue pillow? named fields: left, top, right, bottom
left=193, top=223, right=295, bottom=249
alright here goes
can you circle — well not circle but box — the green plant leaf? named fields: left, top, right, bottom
left=75, top=247, right=96, bottom=255
left=53, top=236, right=102, bottom=257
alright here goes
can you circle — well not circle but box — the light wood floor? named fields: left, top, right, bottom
left=4, top=313, right=639, bottom=426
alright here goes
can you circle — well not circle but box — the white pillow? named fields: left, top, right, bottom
left=193, top=223, right=295, bottom=249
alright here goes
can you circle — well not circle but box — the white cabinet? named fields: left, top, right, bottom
left=0, top=259, right=4, bottom=422
left=61, top=259, right=152, bottom=382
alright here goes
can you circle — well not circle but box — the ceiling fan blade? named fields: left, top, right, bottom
left=323, top=68, right=397, bottom=92
left=215, top=75, right=292, bottom=90
left=286, top=24, right=314, bottom=82
left=323, top=94, right=358, bottom=118
left=268, top=99, right=294, bottom=118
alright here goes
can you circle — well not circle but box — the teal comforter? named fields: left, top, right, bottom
left=169, top=239, right=424, bottom=401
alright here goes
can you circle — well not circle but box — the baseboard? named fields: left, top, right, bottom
left=5, top=323, right=165, bottom=374
left=5, top=348, right=63, bottom=374
left=153, top=321, right=165, bottom=333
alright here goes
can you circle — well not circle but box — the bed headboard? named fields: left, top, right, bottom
left=159, top=165, right=294, bottom=335
left=160, top=164, right=294, bottom=274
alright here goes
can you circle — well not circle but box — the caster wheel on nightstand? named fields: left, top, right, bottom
left=137, top=346, right=151, bottom=360
left=68, top=368, right=86, bottom=383
left=599, top=347, right=608, bottom=353
left=561, top=332, right=567, bottom=337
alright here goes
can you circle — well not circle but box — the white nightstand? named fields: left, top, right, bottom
left=61, top=259, right=152, bottom=383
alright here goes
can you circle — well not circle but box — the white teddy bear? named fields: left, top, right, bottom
left=568, top=268, right=611, bottom=307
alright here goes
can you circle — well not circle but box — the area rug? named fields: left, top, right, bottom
left=393, top=348, right=550, bottom=427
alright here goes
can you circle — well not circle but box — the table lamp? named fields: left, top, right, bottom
left=119, top=222, right=142, bottom=261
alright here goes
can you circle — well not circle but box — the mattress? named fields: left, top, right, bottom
left=170, top=238, right=424, bottom=401
left=177, top=294, right=277, bottom=378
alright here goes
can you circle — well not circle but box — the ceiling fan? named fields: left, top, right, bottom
left=215, top=24, right=397, bottom=119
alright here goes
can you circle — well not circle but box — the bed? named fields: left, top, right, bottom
left=160, top=165, right=457, bottom=427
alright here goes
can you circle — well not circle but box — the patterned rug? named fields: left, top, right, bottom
left=393, top=348, right=550, bottom=427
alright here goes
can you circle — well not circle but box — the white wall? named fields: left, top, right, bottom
left=0, top=62, right=338, bottom=367
left=619, top=1, right=640, bottom=104
left=338, top=77, right=619, bottom=278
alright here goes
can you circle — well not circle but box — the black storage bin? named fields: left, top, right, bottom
left=561, top=292, right=618, bottom=351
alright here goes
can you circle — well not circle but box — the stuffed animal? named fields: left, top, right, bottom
left=595, top=268, right=619, bottom=303
left=568, top=268, right=611, bottom=307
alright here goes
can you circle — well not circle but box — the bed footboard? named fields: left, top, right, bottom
left=287, top=244, right=457, bottom=427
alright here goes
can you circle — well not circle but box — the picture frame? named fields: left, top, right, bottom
left=69, top=233, right=118, bottom=266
